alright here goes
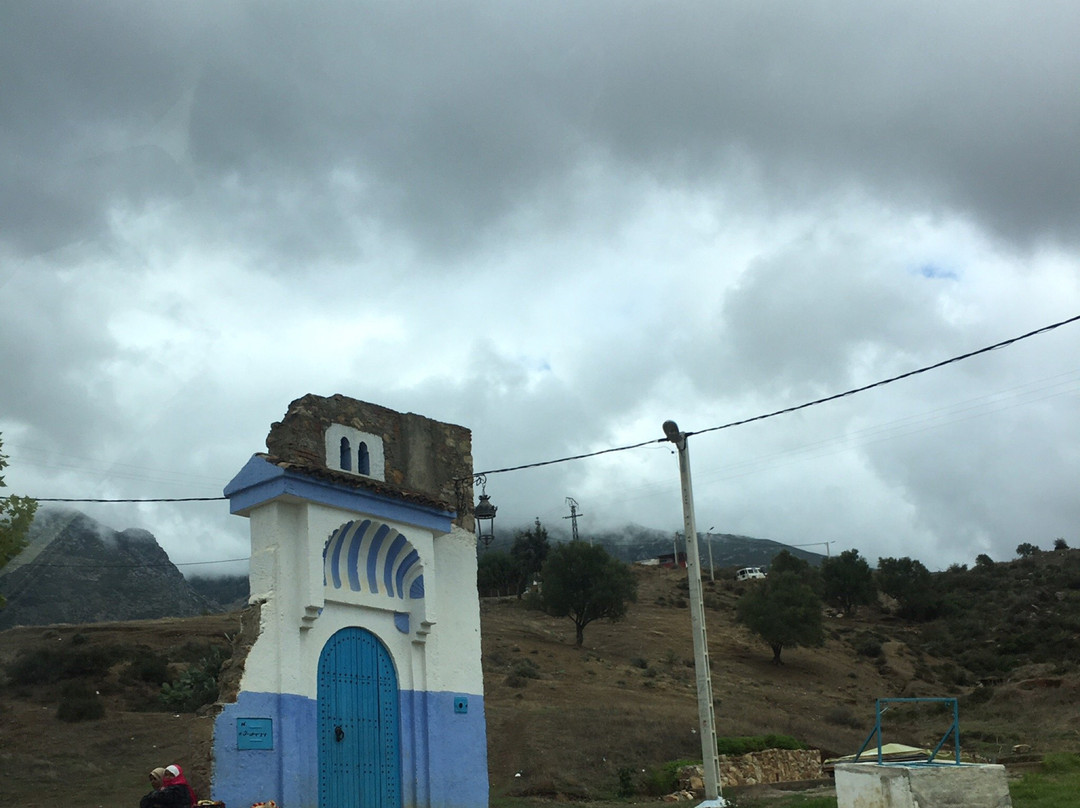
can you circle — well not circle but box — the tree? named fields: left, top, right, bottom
left=820, top=549, right=877, bottom=615
left=0, top=435, right=38, bottom=606
left=876, top=556, right=941, bottom=621
left=769, top=549, right=812, bottom=577
left=736, top=571, right=824, bottom=664
left=974, top=553, right=994, bottom=570
left=540, top=541, right=637, bottom=647
left=476, top=550, right=518, bottom=597
left=510, top=518, right=550, bottom=598
left=1016, top=542, right=1040, bottom=558
left=1054, top=538, right=1070, bottom=551
left=769, top=549, right=823, bottom=596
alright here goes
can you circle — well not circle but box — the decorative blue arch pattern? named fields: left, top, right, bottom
left=323, top=520, right=424, bottom=600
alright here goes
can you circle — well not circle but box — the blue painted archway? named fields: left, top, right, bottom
left=318, top=627, right=402, bottom=808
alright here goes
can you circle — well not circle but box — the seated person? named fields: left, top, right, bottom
left=138, top=765, right=191, bottom=808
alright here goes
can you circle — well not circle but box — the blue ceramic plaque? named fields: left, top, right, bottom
left=236, top=717, right=273, bottom=750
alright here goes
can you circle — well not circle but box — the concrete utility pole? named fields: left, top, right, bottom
left=663, top=420, right=727, bottom=807
left=707, top=526, right=716, bottom=582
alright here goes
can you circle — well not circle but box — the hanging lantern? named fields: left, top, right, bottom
left=473, top=477, right=497, bottom=549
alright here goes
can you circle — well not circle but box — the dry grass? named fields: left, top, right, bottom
left=1, top=567, right=1077, bottom=806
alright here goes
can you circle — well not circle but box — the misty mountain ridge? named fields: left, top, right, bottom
left=0, top=509, right=822, bottom=629
left=489, top=520, right=827, bottom=569
left=0, top=508, right=218, bottom=630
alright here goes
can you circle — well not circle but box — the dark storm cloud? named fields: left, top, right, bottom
left=4, top=2, right=1079, bottom=264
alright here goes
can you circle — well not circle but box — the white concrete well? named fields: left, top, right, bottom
left=835, top=762, right=1012, bottom=808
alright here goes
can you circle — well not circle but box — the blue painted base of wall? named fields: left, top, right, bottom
left=213, top=690, right=488, bottom=808
left=213, top=692, right=318, bottom=808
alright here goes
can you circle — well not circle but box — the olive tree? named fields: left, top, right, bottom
left=510, top=518, right=550, bottom=598
left=540, top=541, right=637, bottom=647
left=821, top=549, right=877, bottom=615
left=736, top=571, right=824, bottom=664
left=0, top=435, right=38, bottom=606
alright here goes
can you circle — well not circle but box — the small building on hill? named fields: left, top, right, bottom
left=213, top=394, right=487, bottom=808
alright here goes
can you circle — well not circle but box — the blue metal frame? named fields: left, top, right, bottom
left=854, top=697, right=961, bottom=765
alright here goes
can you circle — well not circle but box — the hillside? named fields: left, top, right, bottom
left=2, top=560, right=1079, bottom=806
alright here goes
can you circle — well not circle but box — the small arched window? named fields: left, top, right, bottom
left=358, top=441, right=370, bottom=475
left=339, top=437, right=352, bottom=471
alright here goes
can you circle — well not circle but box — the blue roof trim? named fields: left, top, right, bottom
left=223, top=455, right=454, bottom=533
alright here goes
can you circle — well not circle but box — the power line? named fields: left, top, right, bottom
left=33, top=496, right=226, bottom=503
left=19, top=557, right=249, bottom=569
left=687, top=313, right=1080, bottom=439
left=472, top=312, right=1080, bottom=477
left=472, top=436, right=666, bottom=477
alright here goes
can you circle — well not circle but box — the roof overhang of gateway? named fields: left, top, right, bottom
left=224, top=455, right=454, bottom=533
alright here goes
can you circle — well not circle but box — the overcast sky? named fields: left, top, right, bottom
left=3, top=2, right=1080, bottom=575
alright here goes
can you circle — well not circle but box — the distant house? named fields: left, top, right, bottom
left=657, top=551, right=688, bottom=569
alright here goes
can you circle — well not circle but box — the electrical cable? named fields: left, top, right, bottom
left=32, top=496, right=226, bottom=503
left=472, top=311, right=1080, bottom=476
left=686, top=313, right=1080, bottom=439
left=21, top=557, right=250, bottom=569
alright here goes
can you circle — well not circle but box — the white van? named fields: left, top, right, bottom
left=735, top=566, right=766, bottom=582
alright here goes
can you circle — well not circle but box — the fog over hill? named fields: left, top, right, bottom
left=485, top=521, right=826, bottom=568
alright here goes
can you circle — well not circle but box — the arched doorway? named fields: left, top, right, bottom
left=318, top=627, right=402, bottom=808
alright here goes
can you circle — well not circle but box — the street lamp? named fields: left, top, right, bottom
left=473, top=476, right=497, bottom=550
left=663, top=420, right=727, bottom=807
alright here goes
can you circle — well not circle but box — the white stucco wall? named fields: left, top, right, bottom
left=424, top=524, right=485, bottom=694
left=238, top=499, right=483, bottom=700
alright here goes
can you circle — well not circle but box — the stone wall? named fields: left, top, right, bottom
left=264, top=393, right=475, bottom=528
left=678, top=749, right=823, bottom=790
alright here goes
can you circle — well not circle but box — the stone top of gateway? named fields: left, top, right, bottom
left=261, top=393, right=474, bottom=527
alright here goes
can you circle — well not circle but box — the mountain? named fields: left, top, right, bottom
left=0, top=508, right=213, bottom=629
left=187, top=574, right=249, bottom=611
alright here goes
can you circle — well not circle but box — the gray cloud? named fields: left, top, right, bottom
left=3, top=2, right=1080, bottom=574
left=5, top=2, right=1079, bottom=265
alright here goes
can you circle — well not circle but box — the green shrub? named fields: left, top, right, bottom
left=7, top=643, right=123, bottom=685
left=616, top=766, right=637, bottom=797
left=825, top=706, right=862, bottom=729
left=641, top=759, right=697, bottom=796
left=159, top=646, right=225, bottom=712
left=123, top=649, right=171, bottom=685
left=504, top=658, right=541, bottom=688
left=854, top=635, right=884, bottom=658
left=57, top=682, right=104, bottom=722
left=716, top=734, right=806, bottom=756
left=963, top=685, right=995, bottom=705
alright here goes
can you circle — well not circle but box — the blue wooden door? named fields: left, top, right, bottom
left=318, top=627, right=402, bottom=808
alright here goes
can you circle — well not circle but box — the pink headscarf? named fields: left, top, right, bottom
left=162, top=764, right=197, bottom=807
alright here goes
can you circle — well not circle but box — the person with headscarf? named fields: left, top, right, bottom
left=139, top=767, right=187, bottom=808
left=161, top=765, right=197, bottom=808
